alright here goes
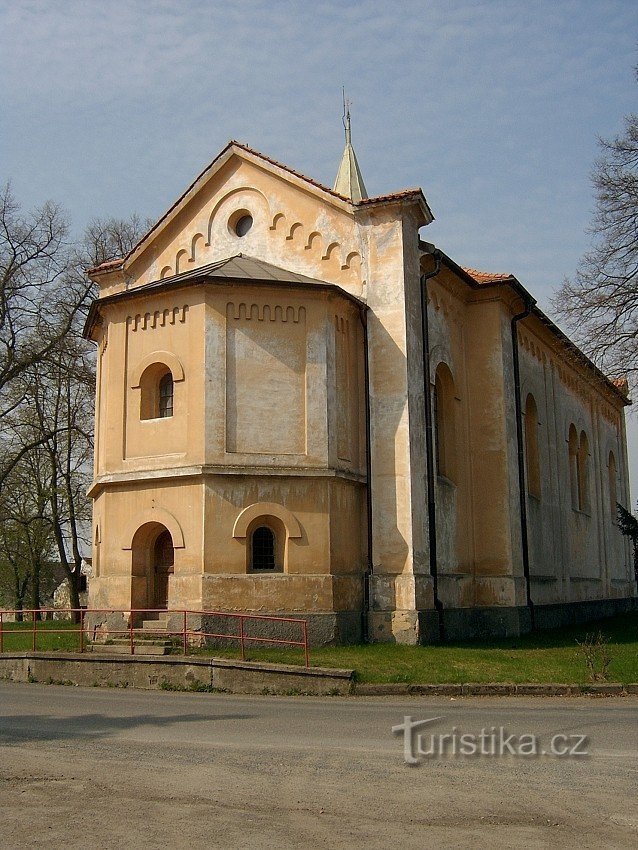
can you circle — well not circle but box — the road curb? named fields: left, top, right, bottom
left=354, top=682, right=634, bottom=697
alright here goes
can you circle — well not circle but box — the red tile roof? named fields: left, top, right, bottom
left=231, top=142, right=424, bottom=207
left=462, top=266, right=514, bottom=284
left=89, top=257, right=124, bottom=274
left=612, top=376, right=630, bottom=394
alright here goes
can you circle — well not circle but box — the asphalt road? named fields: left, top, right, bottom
left=0, top=682, right=636, bottom=849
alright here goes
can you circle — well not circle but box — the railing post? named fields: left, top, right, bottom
left=79, top=609, right=85, bottom=653
left=130, top=614, right=135, bottom=655
left=303, top=620, right=309, bottom=667
left=183, top=610, right=187, bottom=656
left=0, top=611, right=3, bottom=654
left=239, top=616, right=245, bottom=661
left=32, top=611, right=37, bottom=652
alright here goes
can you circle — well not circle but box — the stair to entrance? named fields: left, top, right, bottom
left=96, top=637, right=173, bottom=656
left=141, top=616, right=170, bottom=631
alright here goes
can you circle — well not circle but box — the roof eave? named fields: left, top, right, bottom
left=421, top=244, right=629, bottom=405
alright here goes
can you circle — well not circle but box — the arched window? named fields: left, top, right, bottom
left=578, top=430, right=590, bottom=512
left=434, top=363, right=457, bottom=482
left=608, top=451, right=617, bottom=522
left=568, top=424, right=579, bottom=510
left=568, top=424, right=590, bottom=512
left=251, top=526, right=276, bottom=570
left=524, top=394, right=541, bottom=498
left=159, top=373, right=174, bottom=418
left=139, top=364, right=174, bottom=420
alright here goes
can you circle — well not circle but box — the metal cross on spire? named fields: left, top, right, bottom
left=333, top=89, right=368, bottom=202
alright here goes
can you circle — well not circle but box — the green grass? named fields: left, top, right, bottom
left=186, top=612, right=638, bottom=684
left=0, top=619, right=84, bottom=653
left=2, top=612, right=637, bottom=685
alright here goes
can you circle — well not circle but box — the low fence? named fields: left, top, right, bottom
left=0, top=608, right=310, bottom=667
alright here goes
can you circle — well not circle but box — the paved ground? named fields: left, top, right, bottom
left=0, top=683, right=636, bottom=849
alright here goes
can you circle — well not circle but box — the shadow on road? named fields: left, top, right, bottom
left=0, top=710, right=257, bottom=744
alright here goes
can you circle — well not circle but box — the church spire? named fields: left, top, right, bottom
left=333, top=92, right=368, bottom=202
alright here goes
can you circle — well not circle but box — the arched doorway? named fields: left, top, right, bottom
left=131, top=522, right=175, bottom=611
left=153, top=529, right=174, bottom=609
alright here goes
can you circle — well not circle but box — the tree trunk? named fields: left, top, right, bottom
left=30, top=558, right=41, bottom=621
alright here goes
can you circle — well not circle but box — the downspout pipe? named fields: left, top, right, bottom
left=359, top=306, right=373, bottom=641
left=511, top=299, right=535, bottom=630
left=420, top=248, right=445, bottom=642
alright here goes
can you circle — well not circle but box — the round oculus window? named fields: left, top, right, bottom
left=233, top=214, right=253, bottom=237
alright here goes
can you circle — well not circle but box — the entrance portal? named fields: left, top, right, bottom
left=131, top=522, right=175, bottom=612
left=153, top=529, right=174, bottom=609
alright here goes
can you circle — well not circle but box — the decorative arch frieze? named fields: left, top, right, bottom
left=130, top=350, right=185, bottom=388
left=123, top=508, right=185, bottom=550
left=232, top=502, right=302, bottom=540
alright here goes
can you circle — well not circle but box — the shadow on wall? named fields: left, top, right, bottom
left=366, top=311, right=412, bottom=607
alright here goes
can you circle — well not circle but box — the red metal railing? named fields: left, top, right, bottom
left=0, top=608, right=310, bottom=667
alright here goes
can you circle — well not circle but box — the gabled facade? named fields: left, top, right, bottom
left=84, top=139, right=636, bottom=644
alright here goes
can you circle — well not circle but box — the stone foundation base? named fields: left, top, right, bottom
left=531, top=596, right=637, bottom=631
left=426, top=596, right=638, bottom=643
left=198, top=611, right=363, bottom=648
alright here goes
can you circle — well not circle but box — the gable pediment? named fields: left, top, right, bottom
left=120, top=142, right=369, bottom=299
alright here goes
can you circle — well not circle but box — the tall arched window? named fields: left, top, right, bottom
left=608, top=450, right=617, bottom=522
left=568, top=424, right=579, bottom=510
left=251, top=526, right=276, bottom=570
left=578, top=430, right=590, bottom=512
left=524, top=393, right=541, bottom=498
left=568, top=424, right=590, bottom=512
left=434, top=363, right=457, bottom=482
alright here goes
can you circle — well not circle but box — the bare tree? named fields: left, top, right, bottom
left=0, top=184, right=94, bottom=488
left=1, top=195, right=148, bottom=615
left=553, top=76, right=638, bottom=386
left=3, top=213, right=149, bottom=615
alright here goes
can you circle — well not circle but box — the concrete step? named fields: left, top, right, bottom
left=142, top=618, right=170, bottom=631
left=95, top=643, right=170, bottom=656
left=110, top=637, right=172, bottom=647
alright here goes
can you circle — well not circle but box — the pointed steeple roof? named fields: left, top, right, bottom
left=333, top=99, right=368, bottom=202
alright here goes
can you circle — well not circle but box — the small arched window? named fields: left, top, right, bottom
left=608, top=450, right=617, bottom=522
left=434, top=363, right=457, bottom=482
left=251, top=526, right=276, bottom=570
left=140, top=364, right=174, bottom=420
left=159, top=373, right=174, bottom=418
left=524, top=394, right=541, bottom=498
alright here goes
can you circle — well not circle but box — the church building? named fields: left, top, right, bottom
left=84, top=118, right=636, bottom=644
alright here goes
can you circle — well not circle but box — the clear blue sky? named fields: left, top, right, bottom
left=2, top=0, right=637, bottom=496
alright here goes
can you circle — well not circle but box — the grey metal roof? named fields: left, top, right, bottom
left=83, top=254, right=366, bottom=338
left=147, top=254, right=330, bottom=288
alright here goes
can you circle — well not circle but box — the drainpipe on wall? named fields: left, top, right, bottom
left=420, top=247, right=445, bottom=642
left=359, top=307, right=374, bottom=641
left=511, top=299, right=535, bottom=630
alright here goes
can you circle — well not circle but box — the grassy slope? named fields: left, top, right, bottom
left=198, top=612, right=638, bottom=684
left=0, top=620, right=83, bottom=653
left=2, top=612, right=636, bottom=684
